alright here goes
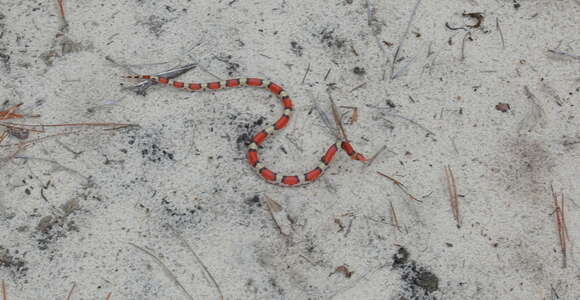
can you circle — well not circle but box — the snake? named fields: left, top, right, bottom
left=127, top=75, right=366, bottom=186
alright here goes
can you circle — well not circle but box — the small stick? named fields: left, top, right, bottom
left=104, top=292, right=113, bottom=300
left=310, top=96, right=339, bottom=139
left=350, top=82, right=367, bottom=93
left=0, top=121, right=136, bottom=129
left=323, top=68, right=332, bottom=81
left=364, top=145, right=389, bottom=168
left=391, top=56, right=416, bottom=79
left=366, top=105, right=436, bottom=136
left=0, top=131, right=8, bottom=145
left=56, top=0, right=65, bottom=17
left=328, top=94, right=349, bottom=141
left=350, top=45, right=359, bottom=56
left=1, top=280, right=6, bottom=300
left=377, top=171, right=421, bottom=202
left=65, top=283, right=76, bottom=300
left=129, top=243, right=194, bottom=300
left=0, top=103, right=25, bottom=120
left=0, top=130, right=84, bottom=148
left=263, top=195, right=292, bottom=237
left=547, top=49, right=580, bottom=60
left=496, top=17, right=505, bottom=49
left=302, top=63, right=311, bottom=84
left=551, top=185, right=568, bottom=268
left=299, top=254, right=317, bottom=267
left=391, top=0, right=423, bottom=80
left=168, top=226, right=224, bottom=300
left=460, top=32, right=472, bottom=61
left=56, top=0, right=68, bottom=32
left=444, top=166, right=460, bottom=227
left=338, top=106, right=358, bottom=124
left=389, top=201, right=401, bottom=232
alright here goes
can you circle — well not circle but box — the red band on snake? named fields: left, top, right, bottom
left=127, top=75, right=366, bottom=186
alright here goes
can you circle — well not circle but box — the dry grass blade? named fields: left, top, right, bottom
left=339, top=106, right=358, bottom=124
left=519, top=86, right=546, bottom=133
left=168, top=226, right=224, bottom=300
left=0, top=103, right=26, bottom=120
left=0, top=131, right=8, bottom=145
left=364, top=145, right=388, bottom=168
left=2, top=280, right=7, bottom=300
left=460, top=32, right=472, bottom=61
left=391, top=0, right=423, bottom=80
left=0, top=121, right=136, bottom=129
left=328, top=94, right=349, bottom=141
left=377, top=171, right=421, bottom=202
left=547, top=49, right=580, bottom=60
left=56, top=0, right=65, bottom=17
left=302, top=62, right=311, bottom=84
left=65, top=283, right=76, bottom=300
left=310, top=94, right=340, bottom=139
left=389, top=201, right=401, bottom=232
left=551, top=185, right=568, bottom=268
left=444, top=166, right=460, bottom=227
left=496, top=17, right=505, bottom=49
left=0, top=130, right=85, bottom=148
left=366, top=104, right=435, bottom=136
left=350, top=82, right=366, bottom=92
left=129, top=242, right=194, bottom=300
left=263, top=195, right=293, bottom=236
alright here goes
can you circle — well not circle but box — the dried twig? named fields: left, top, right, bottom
left=460, top=32, right=472, bottom=61
left=323, top=68, right=332, bottom=81
left=547, top=49, right=580, bottom=60
left=444, top=166, right=460, bottom=227
left=0, top=121, right=135, bottom=129
left=377, top=171, right=421, bottom=202
left=55, top=0, right=68, bottom=32
left=391, top=56, right=416, bottom=79
left=302, top=63, right=311, bottom=84
left=338, top=106, right=358, bottom=124
left=519, top=86, right=546, bottom=133
left=0, top=129, right=83, bottom=148
left=56, top=0, right=65, bottom=17
left=389, top=201, right=401, bottom=232
left=0, top=103, right=28, bottom=120
left=551, top=185, right=569, bottom=268
left=363, top=144, right=390, bottom=168
left=496, top=18, right=505, bottom=49
left=104, top=292, right=112, bottom=300
left=366, top=104, right=435, bottom=136
left=310, top=96, right=339, bottom=139
left=391, top=0, right=422, bottom=80
left=168, top=226, right=224, bottom=300
left=328, top=94, right=349, bottom=141
left=129, top=242, right=194, bottom=300
left=263, top=195, right=293, bottom=236
left=365, top=0, right=389, bottom=80
left=65, top=283, right=76, bottom=300
left=1, top=280, right=6, bottom=300
left=350, top=82, right=366, bottom=93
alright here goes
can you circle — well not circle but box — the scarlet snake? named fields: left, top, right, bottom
left=127, top=75, right=367, bottom=186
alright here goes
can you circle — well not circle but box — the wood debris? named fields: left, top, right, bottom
left=444, top=166, right=461, bottom=228
left=263, top=195, right=294, bottom=236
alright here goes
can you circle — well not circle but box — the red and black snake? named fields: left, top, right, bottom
left=127, top=75, right=366, bottom=186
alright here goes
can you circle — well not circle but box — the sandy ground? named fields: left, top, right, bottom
left=0, top=0, right=579, bottom=299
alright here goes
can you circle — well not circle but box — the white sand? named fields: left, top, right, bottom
left=1, top=0, right=579, bottom=299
